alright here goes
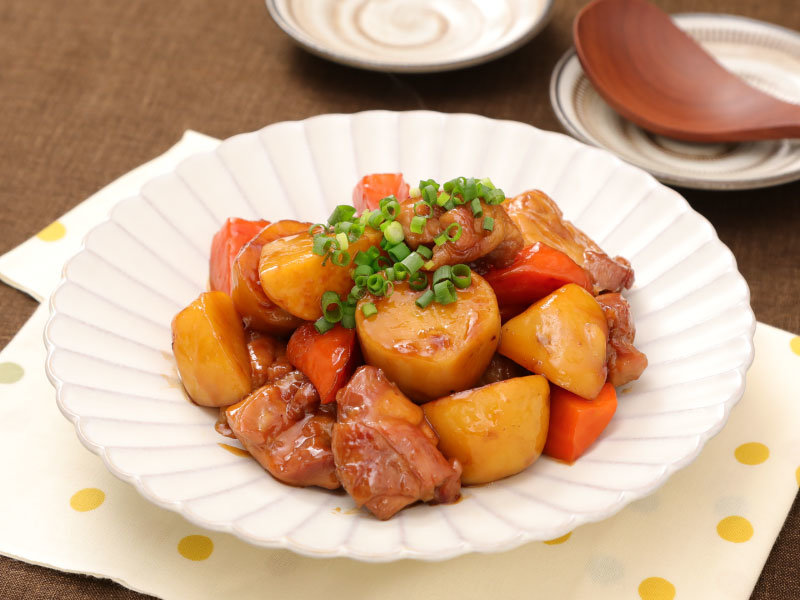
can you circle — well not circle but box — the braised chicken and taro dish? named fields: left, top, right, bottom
left=171, top=174, right=648, bottom=520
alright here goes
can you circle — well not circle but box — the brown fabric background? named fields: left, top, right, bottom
left=0, top=0, right=798, bottom=597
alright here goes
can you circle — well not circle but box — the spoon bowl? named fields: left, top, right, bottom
left=573, top=0, right=800, bottom=142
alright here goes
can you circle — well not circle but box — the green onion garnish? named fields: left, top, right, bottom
left=470, top=198, right=483, bottom=217
left=330, top=250, right=351, bottom=266
left=480, top=177, right=495, bottom=190
left=400, top=251, right=424, bottom=275
left=393, top=262, right=410, bottom=280
left=434, top=233, right=447, bottom=246
left=416, top=244, right=433, bottom=260
left=361, top=302, right=378, bottom=318
left=415, top=289, right=435, bottom=308
left=341, top=310, right=356, bottom=329
left=321, top=291, right=343, bottom=322
left=380, top=196, right=400, bottom=221
left=354, top=250, right=372, bottom=266
left=367, top=273, right=386, bottom=295
left=385, top=267, right=396, bottom=281
left=422, top=184, right=438, bottom=205
left=485, top=188, right=505, bottom=205
left=432, top=265, right=452, bottom=286
left=348, top=223, right=365, bottom=241
left=436, top=192, right=451, bottom=207
left=309, top=223, right=329, bottom=236
left=334, top=221, right=353, bottom=235
left=368, top=211, right=386, bottom=230
left=408, top=271, right=428, bottom=291
left=451, top=264, right=471, bottom=288
left=445, top=222, right=462, bottom=242
left=328, top=205, right=356, bottom=225
left=349, top=285, right=366, bottom=301
left=373, top=255, right=392, bottom=271
left=312, top=235, right=335, bottom=256
left=352, top=264, right=373, bottom=280
left=383, top=221, right=404, bottom=245
left=409, top=215, right=427, bottom=234
left=483, top=216, right=495, bottom=231
left=355, top=274, right=369, bottom=287
left=423, top=260, right=435, bottom=271
left=336, top=232, right=349, bottom=251
left=409, top=187, right=421, bottom=199
left=314, top=316, right=335, bottom=334
left=434, top=280, right=456, bottom=305
left=413, top=201, right=431, bottom=217
left=387, top=242, right=411, bottom=262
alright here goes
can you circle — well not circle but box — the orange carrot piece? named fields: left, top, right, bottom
left=352, top=173, right=409, bottom=214
left=543, top=382, right=617, bottom=463
left=209, top=218, right=269, bottom=295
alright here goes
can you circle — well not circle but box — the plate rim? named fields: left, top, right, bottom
left=264, top=0, right=555, bottom=73
left=549, top=12, right=800, bottom=191
left=43, top=110, right=757, bottom=561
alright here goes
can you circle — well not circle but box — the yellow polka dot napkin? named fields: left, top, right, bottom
left=1, top=135, right=798, bottom=600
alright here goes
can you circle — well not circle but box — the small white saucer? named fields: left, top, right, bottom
left=550, top=13, right=800, bottom=190
left=266, top=0, right=553, bottom=73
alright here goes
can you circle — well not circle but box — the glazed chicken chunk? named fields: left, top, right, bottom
left=504, top=190, right=634, bottom=293
left=596, top=293, right=648, bottom=387
left=332, top=366, right=462, bottom=520
left=226, top=370, right=339, bottom=489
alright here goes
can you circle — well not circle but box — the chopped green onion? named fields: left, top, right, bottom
left=451, top=264, right=471, bottom=288
left=408, top=271, right=428, bottom=291
left=328, top=205, right=356, bottom=225
left=443, top=197, right=456, bottom=211
left=393, top=262, right=410, bottom=280
left=470, top=197, right=483, bottom=217
left=432, top=265, right=452, bottom=286
left=436, top=192, right=451, bottom=207
left=384, top=281, right=394, bottom=297
left=485, top=188, right=505, bottom=205
left=400, top=251, right=424, bottom=275
left=434, top=280, right=456, bottom=305
left=413, top=201, right=432, bottom=217
left=409, top=187, right=421, bottom=199
left=419, top=178, right=439, bottom=191
left=312, top=234, right=335, bottom=256
left=379, top=221, right=390, bottom=232
left=383, top=221, right=404, bottom=245
left=480, top=177, right=495, bottom=190
left=330, top=250, right=351, bottom=266
left=355, top=274, right=369, bottom=287
left=380, top=196, right=400, bottom=221
left=422, top=184, right=438, bottom=205
left=434, top=232, right=447, bottom=246
left=352, top=264, right=373, bottom=280
left=347, top=223, right=365, bottom=241
left=416, top=244, right=433, bottom=259
left=483, top=216, right=495, bottom=231
left=367, top=273, right=386, bottom=295
left=462, top=178, right=478, bottom=203
left=366, top=246, right=381, bottom=261
left=445, top=222, right=463, bottom=242
left=334, top=221, right=353, bottom=235
left=387, top=242, right=411, bottom=262
left=423, top=260, right=435, bottom=270
left=349, top=285, right=367, bottom=302
left=314, top=316, right=335, bottom=334
left=368, top=211, right=386, bottom=230
left=385, top=267, right=395, bottom=281
left=341, top=309, right=356, bottom=329
left=336, top=232, right=349, bottom=251
left=415, top=289, right=435, bottom=309
left=410, top=215, right=427, bottom=234
left=321, top=291, right=343, bottom=322
left=354, top=250, right=372, bottom=266
left=361, top=302, right=378, bottom=318
left=309, top=223, right=329, bottom=236
left=358, top=210, right=372, bottom=225
left=373, top=255, right=392, bottom=270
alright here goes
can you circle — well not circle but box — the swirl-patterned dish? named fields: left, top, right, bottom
left=551, top=13, right=800, bottom=190
left=265, top=0, right=554, bottom=72
left=45, top=111, right=755, bottom=561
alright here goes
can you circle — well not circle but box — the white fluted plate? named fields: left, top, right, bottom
left=265, top=0, right=553, bottom=72
left=551, top=14, right=800, bottom=190
left=45, top=111, right=755, bottom=562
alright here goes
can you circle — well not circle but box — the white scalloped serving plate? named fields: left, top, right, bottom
left=45, top=111, right=755, bottom=562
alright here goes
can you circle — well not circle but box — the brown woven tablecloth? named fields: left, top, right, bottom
left=0, top=0, right=798, bottom=598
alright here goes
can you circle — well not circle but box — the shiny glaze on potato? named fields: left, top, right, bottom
left=499, top=283, right=608, bottom=399
left=355, top=275, right=500, bottom=403
left=259, top=230, right=381, bottom=321
left=231, top=220, right=308, bottom=334
left=226, top=371, right=339, bottom=489
left=332, top=366, right=461, bottom=520
left=171, top=291, right=251, bottom=407
left=423, top=375, right=550, bottom=485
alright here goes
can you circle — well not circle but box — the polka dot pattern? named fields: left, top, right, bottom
left=0, top=362, right=24, bottom=384
left=735, top=442, right=769, bottom=465
left=70, top=488, right=105, bottom=512
left=795, top=466, right=799, bottom=487
left=543, top=532, right=572, bottom=545
left=717, top=515, right=753, bottom=543
left=638, top=577, right=676, bottom=600
left=178, top=535, right=214, bottom=561
left=790, top=336, right=800, bottom=356
left=36, top=221, right=66, bottom=242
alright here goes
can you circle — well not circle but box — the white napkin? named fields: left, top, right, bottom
left=1, top=133, right=798, bottom=600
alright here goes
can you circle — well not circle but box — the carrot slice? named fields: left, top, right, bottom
left=209, top=218, right=269, bottom=295
left=543, top=382, right=617, bottom=463
left=352, top=173, right=409, bottom=214
left=286, top=323, right=360, bottom=404
left=483, top=242, right=592, bottom=308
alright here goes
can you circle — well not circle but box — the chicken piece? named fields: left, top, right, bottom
left=596, top=293, right=648, bottom=387
left=247, top=331, right=292, bottom=388
left=396, top=200, right=445, bottom=248
left=504, top=190, right=634, bottom=293
left=332, top=366, right=462, bottom=520
left=226, top=371, right=339, bottom=489
left=477, top=353, right=530, bottom=387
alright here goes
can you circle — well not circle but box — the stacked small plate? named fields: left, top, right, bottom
left=551, top=14, right=800, bottom=190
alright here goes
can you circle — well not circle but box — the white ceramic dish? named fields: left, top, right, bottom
left=45, top=111, right=755, bottom=561
left=265, top=0, right=553, bottom=73
left=551, top=13, right=800, bottom=190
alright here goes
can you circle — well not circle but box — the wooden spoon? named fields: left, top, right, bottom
left=573, top=0, right=800, bottom=142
